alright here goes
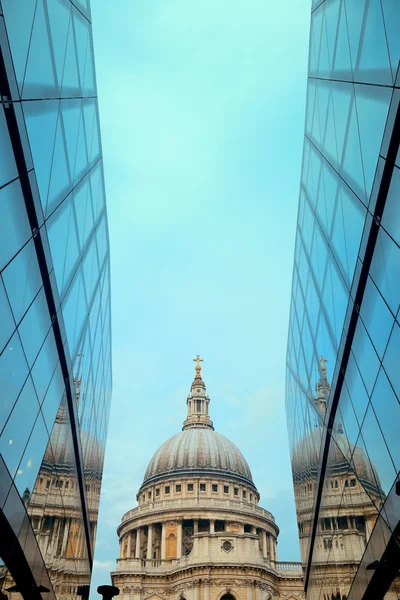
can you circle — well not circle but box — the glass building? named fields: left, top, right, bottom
left=285, top=0, right=400, bottom=599
left=0, top=1, right=111, bottom=599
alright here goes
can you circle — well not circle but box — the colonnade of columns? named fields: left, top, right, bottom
left=119, top=520, right=277, bottom=563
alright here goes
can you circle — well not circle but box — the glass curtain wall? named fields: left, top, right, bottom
left=0, top=1, right=111, bottom=599
left=286, top=0, right=400, bottom=599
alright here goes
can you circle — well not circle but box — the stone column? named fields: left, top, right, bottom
left=203, top=581, right=210, bottom=600
left=176, top=521, right=182, bottom=558
left=61, top=519, right=70, bottom=556
left=135, top=528, right=141, bottom=559
left=119, top=538, right=123, bottom=559
left=262, top=530, right=268, bottom=559
left=127, top=532, right=132, bottom=558
left=193, top=520, right=199, bottom=534
left=194, top=581, right=199, bottom=600
left=255, top=584, right=260, bottom=600
left=210, top=520, right=215, bottom=533
left=161, top=523, right=166, bottom=559
left=269, top=535, right=274, bottom=563
left=274, top=540, right=277, bottom=562
left=147, top=524, right=153, bottom=559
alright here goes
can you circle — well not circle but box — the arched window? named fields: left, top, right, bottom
left=220, top=594, right=235, bottom=600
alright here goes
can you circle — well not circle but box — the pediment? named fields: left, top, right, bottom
left=144, top=594, right=167, bottom=600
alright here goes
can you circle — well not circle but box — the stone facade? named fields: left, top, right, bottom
left=111, top=359, right=304, bottom=600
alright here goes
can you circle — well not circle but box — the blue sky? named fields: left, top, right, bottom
left=89, top=0, right=310, bottom=591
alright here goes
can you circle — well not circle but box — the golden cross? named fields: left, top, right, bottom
left=193, top=355, right=203, bottom=367
left=320, top=356, right=328, bottom=372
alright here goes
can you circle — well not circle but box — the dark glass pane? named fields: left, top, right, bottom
left=22, top=0, right=58, bottom=99
left=0, top=104, right=18, bottom=187
left=2, top=0, right=37, bottom=93
left=23, top=99, right=59, bottom=213
left=0, top=332, right=29, bottom=432
left=18, top=287, right=51, bottom=368
left=0, top=376, right=40, bottom=478
left=0, top=276, right=15, bottom=354
left=0, top=179, right=31, bottom=272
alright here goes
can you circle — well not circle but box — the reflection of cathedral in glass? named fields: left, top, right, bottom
left=0, top=0, right=111, bottom=598
left=112, top=359, right=305, bottom=600
left=292, top=361, right=389, bottom=599
left=286, top=0, right=400, bottom=597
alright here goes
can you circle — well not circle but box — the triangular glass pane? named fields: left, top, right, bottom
left=82, top=236, right=99, bottom=305
left=307, top=146, right=322, bottom=207
left=74, top=113, right=89, bottom=183
left=61, top=99, right=82, bottom=177
left=47, top=118, right=71, bottom=215
left=340, top=183, right=365, bottom=277
left=306, top=81, right=317, bottom=137
left=381, top=0, right=400, bottom=81
left=341, top=100, right=366, bottom=201
left=89, top=109, right=101, bottom=163
left=90, top=163, right=105, bottom=222
left=311, top=86, right=322, bottom=147
left=310, top=8, right=324, bottom=76
left=61, top=14, right=80, bottom=97
left=324, top=0, right=341, bottom=73
left=2, top=0, right=37, bottom=94
left=22, top=99, right=59, bottom=213
left=316, top=79, right=330, bottom=149
left=46, top=197, right=71, bottom=292
left=332, top=0, right=352, bottom=80
left=22, top=0, right=57, bottom=99
left=355, top=84, right=392, bottom=201
left=46, top=0, right=71, bottom=89
left=324, top=91, right=338, bottom=167
left=319, top=162, right=339, bottom=235
left=356, top=0, right=393, bottom=85
left=318, top=12, right=330, bottom=78
left=72, top=6, right=89, bottom=92
left=82, top=98, right=96, bottom=153
left=331, top=81, right=352, bottom=166
left=83, top=35, right=96, bottom=96
left=63, top=206, right=79, bottom=289
left=344, top=0, right=367, bottom=72
left=73, top=175, right=94, bottom=250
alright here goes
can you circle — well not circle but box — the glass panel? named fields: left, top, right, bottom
left=2, top=0, right=37, bottom=93
left=360, top=277, right=394, bottom=358
left=0, top=104, right=18, bottom=187
left=0, top=332, right=29, bottom=432
left=0, top=275, right=15, bottom=354
left=381, top=0, right=400, bottom=80
left=22, top=0, right=58, bottom=99
left=18, top=287, right=51, bottom=368
left=14, top=411, right=49, bottom=496
left=370, top=368, right=400, bottom=473
left=354, top=84, right=392, bottom=200
left=0, top=376, right=40, bottom=478
left=23, top=99, right=59, bottom=214
left=369, top=227, right=400, bottom=317
left=2, top=239, right=42, bottom=325
left=0, top=179, right=31, bottom=272
left=30, top=328, right=59, bottom=403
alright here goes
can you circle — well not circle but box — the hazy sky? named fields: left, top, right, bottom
left=89, top=0, right=310, bottom=592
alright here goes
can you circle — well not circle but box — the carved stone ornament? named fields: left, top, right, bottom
left=123, top=587, right=132, bottom=593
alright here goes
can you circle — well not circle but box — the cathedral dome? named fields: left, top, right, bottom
left=140, top=357, right=256, bottom=491
left=292, top=425, right=381, bottom=490
left=142, top=427, right=254, bottom=487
